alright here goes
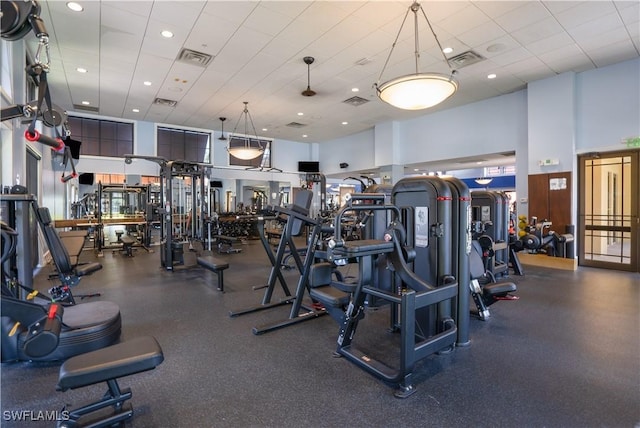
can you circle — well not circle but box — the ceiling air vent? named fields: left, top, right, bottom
left=448, top=50, right=485, bottom=69
left=73, top=104, right=99, bottom=113
left=286, top=122, right=306, bottom=128
left=176, top=48, right=214, bottom=67
left=343, top=96, right=370, bottom=107
left=153, top=98, right=178, bottom=107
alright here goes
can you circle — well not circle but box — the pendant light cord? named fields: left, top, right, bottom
left=376, top=1, right=454, bottom=87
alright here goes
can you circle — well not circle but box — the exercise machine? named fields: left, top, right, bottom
left=95, top=183, right=152, bottom=256
left=230, top=190, right=333, bottom=334
left=323, top=218, right=458, bottom=398
left=471, top=190, right=511, bottom=278
left=469, top=241, right=518, bottom=320
left=123, top=155, right=209, bottom=270
left=519, top=217, right=575, bottom=258
left=1, top=216, right=121, bottom=362
left=312, top=176, right=471, bottom=397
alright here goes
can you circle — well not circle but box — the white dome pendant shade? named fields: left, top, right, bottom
left=377, top=73, right=458, bottom=110
left=375, top=1, right=458, bottom=111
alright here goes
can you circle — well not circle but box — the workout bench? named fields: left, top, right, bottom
left=197, top=255, right=229, bottom=292
left=214, top=235, right=242, bottom=254
left=114, top=235, right=136, bottom=257
left=57, top=336, right=164, bottom=428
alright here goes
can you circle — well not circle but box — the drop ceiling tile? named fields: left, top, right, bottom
left=587, top=39, right=640, bottom=67
left=568, top=12, right=625, bottom=42
left=493, top=2, right=552, bottom=33
left=555, top=2, right=619, bottom=29
left=458, top=20, right=508, bottom=48
left=510, top=16, right=565, bottom=45
left=437, top=3, right=491, bottom=35
left=473, top=1, right=528, bottom=18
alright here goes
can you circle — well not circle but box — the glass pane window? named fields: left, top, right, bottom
left=67, top=116, right=133, bottom=157
left=157, top=127, right=210, bottom=163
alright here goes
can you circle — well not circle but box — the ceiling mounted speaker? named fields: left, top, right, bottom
left=301, top=56, right=316, bottom=97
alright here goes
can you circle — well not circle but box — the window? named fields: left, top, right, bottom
left=67, top=116, right=133, bottom=157
left=157, top=127, right=210, bottom=163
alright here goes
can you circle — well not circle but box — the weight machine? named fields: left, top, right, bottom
left=94, top=183, right=151, bottom=255
left=123, top=155, right=209, bottom=270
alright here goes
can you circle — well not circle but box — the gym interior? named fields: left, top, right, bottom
left=1, top=1, right=639, bottom=427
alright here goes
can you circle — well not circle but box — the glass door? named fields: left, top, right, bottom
left=579, top=150, right=639, bottom=271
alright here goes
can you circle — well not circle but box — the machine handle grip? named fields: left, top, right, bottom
left=60, top=172, right=77, bottom=183
left=24, top=129, right=64, bottom=151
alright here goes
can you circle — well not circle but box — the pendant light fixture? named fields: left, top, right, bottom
left=375, top=1, right=458, bottom=110
left=227, top=102, right=264, bottom=160
left=218, top=117, right=227, bottom=141
left=301, top=56, right=317, bottom=97
left=474, top=177, right=493, bottom=186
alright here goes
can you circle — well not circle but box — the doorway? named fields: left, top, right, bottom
left=578, top=150, right=639, bottom=271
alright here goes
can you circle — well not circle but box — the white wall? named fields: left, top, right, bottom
left=527, top=73, right=576, bottom=175
left=399, top=91, right=527, bottom=165
left=576, top=58, right=640, bottom=152
left=318, top=128, right=375, bottom=176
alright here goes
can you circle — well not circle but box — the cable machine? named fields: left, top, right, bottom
left=123, top=155, right=209, bottom=270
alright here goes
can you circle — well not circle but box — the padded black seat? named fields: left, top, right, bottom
left=307, top=262, right=354, bottom=323
left=119, top=235, right=136, bottom=257
left=58, top=336, right=164, bottom=391
left=197, top=255, right=229, bottom=292
left=57, top=336, right=164, bottom=428
left=2, top=299, right=122, bottom=362
left=484, top=281, right=516, bottom=297
left=334, top=239, right=394, bottom=257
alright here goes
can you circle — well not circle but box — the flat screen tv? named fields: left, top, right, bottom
left=298, top=161, right=320, bottom=173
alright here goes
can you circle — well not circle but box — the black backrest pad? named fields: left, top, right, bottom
left=36, top=207, right=73, bottom=273
left=290, top=189, right=313, bottom=236
left=470, top=241, right=486, bottom=279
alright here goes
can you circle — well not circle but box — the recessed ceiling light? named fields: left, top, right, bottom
left=143, top=81, right=152, bottom=86
left=341, top=121, right=348, bottom=125
left=81, top=101, right=90, bottom=105
left=76, top=67, right=87, bottom=73
left=297, top=112, right=304, bottom=116
left=476, top=161, right=483, bottom=165
left=66, top=2, right=83, bottom=12
left=487, top=73, right=497, bottom=79
left=161, top=30, right=174, bottom=38
left=351, top=88, right=359, bottom=92
left=132, top=108, right=140, bottom=113
left=302, top=134, right=308, bottom=138
left=262, top=128, right=268, bottom=132
left=443, top=47, right=453, bottom=54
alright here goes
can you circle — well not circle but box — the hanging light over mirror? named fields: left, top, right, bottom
left=227, top=102, right=264, bottom=160
left=375, top=1, right=458, bottom=110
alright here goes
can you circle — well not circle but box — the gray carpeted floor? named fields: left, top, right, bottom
left=2, top=240, right=639, bottom=427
